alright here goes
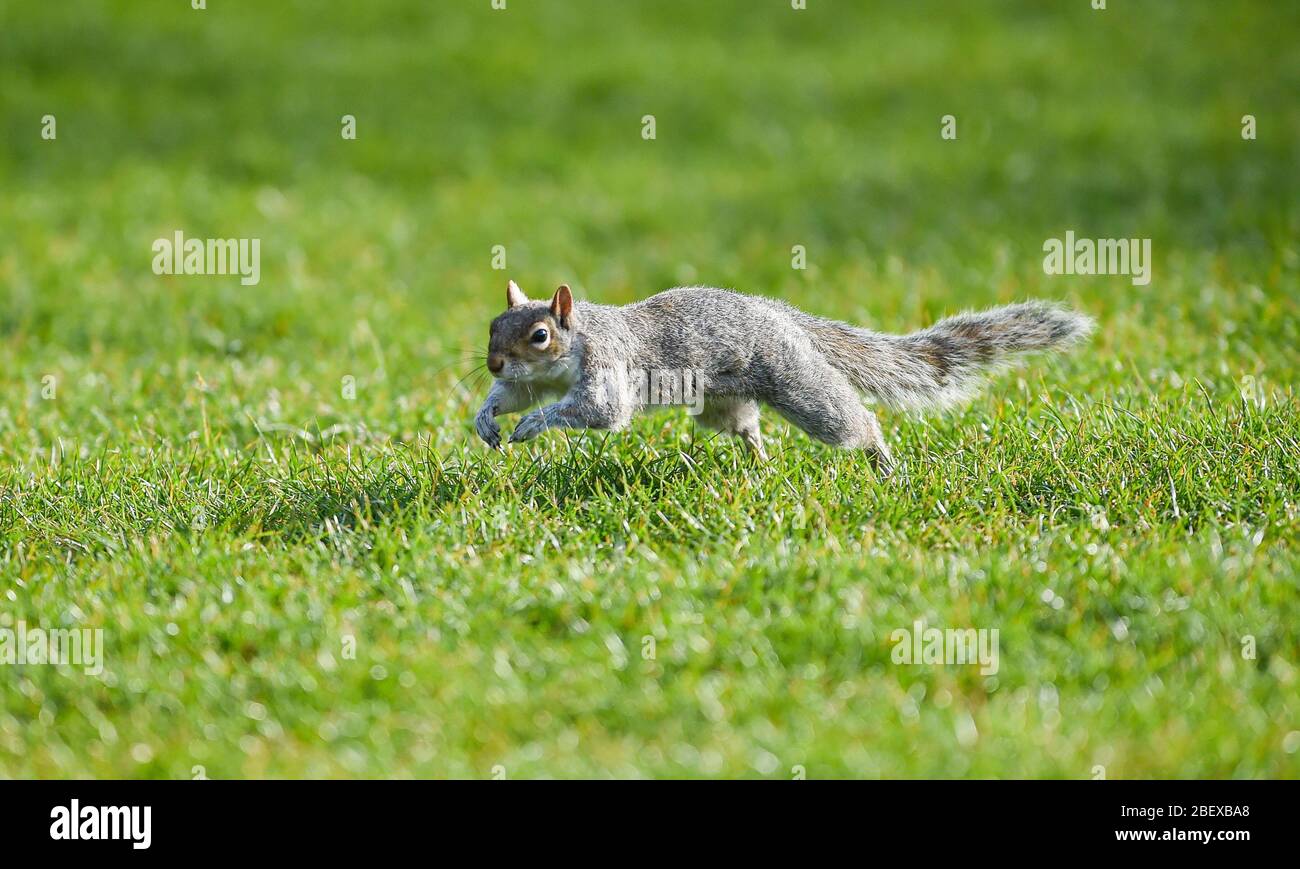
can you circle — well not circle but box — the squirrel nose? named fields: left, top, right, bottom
left=487, top=354, right=504, bottom=374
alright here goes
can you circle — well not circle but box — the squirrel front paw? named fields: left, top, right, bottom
left=508, top=409, right=549, bottom=443
left=475, top=406, right=502, bottom=450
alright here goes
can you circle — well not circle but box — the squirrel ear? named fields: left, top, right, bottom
left=550, top=284, right=574, bottom=325
left=506, top=280, right=528, bottom=308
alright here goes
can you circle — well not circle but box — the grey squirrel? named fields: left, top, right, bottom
left=475, top=280, right=1092, bottom=474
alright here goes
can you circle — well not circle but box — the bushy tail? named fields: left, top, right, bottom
left=803, top=301, right=1093, bottom=410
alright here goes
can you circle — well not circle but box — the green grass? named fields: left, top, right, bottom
left=1, top=0, right=1298, bottom=778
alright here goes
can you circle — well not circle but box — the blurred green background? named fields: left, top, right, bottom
left=1, top=0, right=1297, bottom=778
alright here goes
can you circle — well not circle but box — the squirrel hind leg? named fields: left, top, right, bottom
left=861, top=411, right=894, bottom=477
left=765, top=372, right=893, bottom=477
left=696, top=398, right=766, bottom=460
left=737, top=426, right=768, bottom=461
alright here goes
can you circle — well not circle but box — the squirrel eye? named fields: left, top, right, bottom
left=530, top=328, right=548, bottom=344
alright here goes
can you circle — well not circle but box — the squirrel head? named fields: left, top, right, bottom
left=486, top=281, right=578, bottom=381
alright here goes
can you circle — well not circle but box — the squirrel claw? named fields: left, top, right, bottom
left=475, top=408, right=503, bottom=450
left=509, top=411, right=548, bottom=443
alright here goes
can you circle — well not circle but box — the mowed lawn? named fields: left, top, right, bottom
left=1, top=0, right=1298, bottom=778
